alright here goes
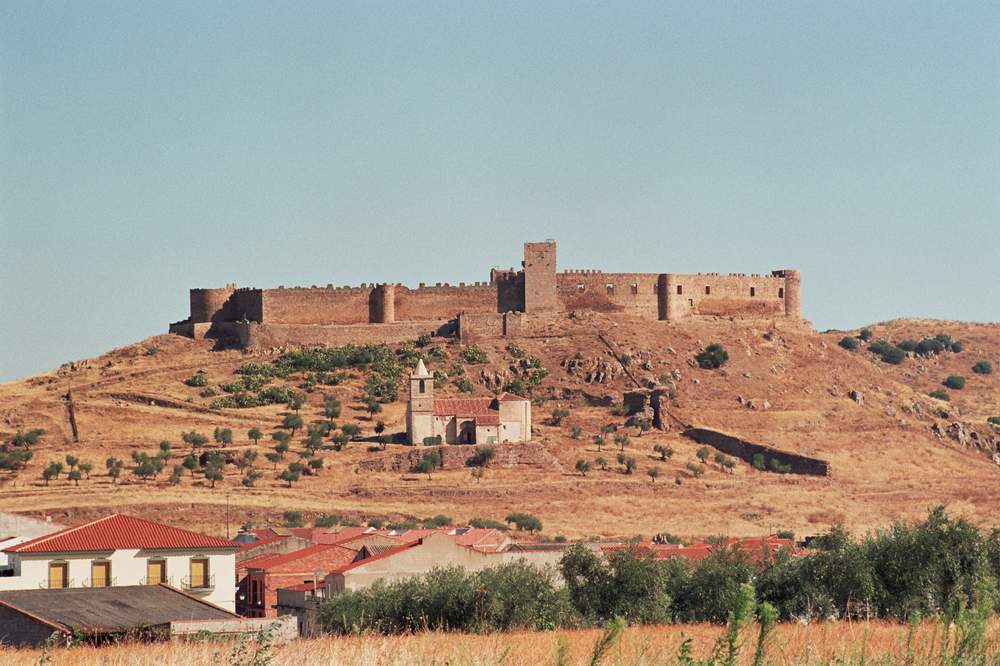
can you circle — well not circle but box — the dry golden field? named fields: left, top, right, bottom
left=0, top=315, right=997, bottom=540
left=1, top=620, right=997, bottom=665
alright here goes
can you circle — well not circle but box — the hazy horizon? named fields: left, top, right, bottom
left=2, top=2, right=998, bottom=381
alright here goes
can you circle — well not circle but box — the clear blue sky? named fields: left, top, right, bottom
left=2, top=2, right=998, bottom=381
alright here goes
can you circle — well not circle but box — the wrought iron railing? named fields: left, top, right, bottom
left=181, top=574, right=215, bottom=591
left=140, top=575, right=174, bottom=586
left=81, top=577, right=117, bottom=588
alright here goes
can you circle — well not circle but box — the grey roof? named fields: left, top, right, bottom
left=0, top=585, right=236, bottom=633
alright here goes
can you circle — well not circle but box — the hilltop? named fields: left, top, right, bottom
left=0, top=316, right=997, bottom=540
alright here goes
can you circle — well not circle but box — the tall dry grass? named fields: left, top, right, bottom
left=4, top=620, right=1000, bottom=666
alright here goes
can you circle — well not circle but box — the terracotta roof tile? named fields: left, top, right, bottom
left=497, top=392, right=528, bottom=401
left=240, top=544, right=356, bottom=572
left=433, top=398, right=496, bottom=416
left=5, top=515, right=235, bottom=554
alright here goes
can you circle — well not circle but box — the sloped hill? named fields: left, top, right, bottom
left=0, top=316, right=996, bottom=540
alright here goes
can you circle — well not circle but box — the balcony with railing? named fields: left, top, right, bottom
left=181, top=574, right=215, bottom=592
left=81, top=577, right=117, bottom=588
left=139, top=575, right=175, bottom=586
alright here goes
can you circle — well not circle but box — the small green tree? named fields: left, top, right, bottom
left=696, top=343, right=729, bottom=369
left=624, top=456, right=638, bottom=474
left=653, top=444, right=673, bottom=461
left=279, top=465, right=301, bottom=488
left=614, top=433, right=630, bottom=452
left=308, top=457, right=324, bottom=475
left=575, top=459, right=591, bottom=476
left=248, top=427, right=263, bottom=445
left=696, top=446, right=711, bottom=463
left=288, top=393, right=306, bottom=412
left=593, top=435, right=605, bottom=452
left=283, top=511, right=304, bottom=528
left=595, top=456, right=607, bottom=471
left=42, top=463, right=61, bottom=485
left=106, top=457, right=124, bottom=484
left=341, top=423, right=362, bottom=440
left=366, top=400, right=382, bottom=420
left=65, top=454, right=79, bottom=470
left=182, top=454, right=199, bottom=476
left=182, top=430, right=208, bottom=451
left=647, top=466, right=660, bottom=483
left=242, top=469, right=262, bottom=488
left=323, top=395, right=342, bottom=419
left=78, top=461, right=93, bottom=479
left=549, top=408, right=570, bottom=426
left=471, top=467, right=485, bottom=483
left=282, top=414, right=304, bottom=436
left=213, top=427, right=233, bottom=445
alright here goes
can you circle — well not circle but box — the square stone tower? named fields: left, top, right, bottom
left=523, top=240, right=557, bottom=312
left=406, top=359, right=435, bottom=445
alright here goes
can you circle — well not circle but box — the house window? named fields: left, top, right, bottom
left=778, top=287, right=784, bottom=298
left=48, top=562, right=69, bottom=589
left=146, top=558, right=166, bottom=585
left=750, top=287, right=756, bottom=297
left=91, top=560, right=111, bottom=588
left=705, top=286, right=711, bottom=295
left=676, top=285, right=683, bottom=295
left=576, top=283, right=585, bottom=292
left=189, top=557, right=210, bottom=589
left=606, top=284, right=614, bottom=295
left=418, top=379, right=425, bottom=394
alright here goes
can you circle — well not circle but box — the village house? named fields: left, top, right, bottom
left=406, top=359, right=531, bottom=445
left=0, top=514, right=238, bottom=611
left=324, top=531, right=564, bottom=596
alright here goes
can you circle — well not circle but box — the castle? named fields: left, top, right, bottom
left=405, top=359, right=532, bottom=446
left=169, top=240, right=801, bottom=348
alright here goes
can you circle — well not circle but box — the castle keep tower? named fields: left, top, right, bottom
left=405, top=359, right=434, bottom=444
left=782, top=270, right=801, bottom=319
left=522, top=240, right=557, bottom=312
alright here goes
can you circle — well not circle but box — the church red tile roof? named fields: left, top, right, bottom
left=5, top=515, right=236, bottom=554
left=433, top=398, right=495, bottom=416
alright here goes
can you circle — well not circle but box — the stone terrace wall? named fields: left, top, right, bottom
left=393, top=283, right=498, bottom=321
left=238, top=321, right=451, bottom=350
left=682, top=428, right=831, bottom=476
left=557, top=271, right=660, bottom=319
left=358, top=442, right=560, bottom=473
left=262, top=287, right=372, bottom=325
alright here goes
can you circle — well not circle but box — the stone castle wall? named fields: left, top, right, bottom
left=173, top=241, right=802, bottom=346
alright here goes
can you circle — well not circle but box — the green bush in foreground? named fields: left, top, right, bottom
left=839, top=337, right=860, bottom=351
left=972, top=361, right=993, bottom=375
left=943, top=375, right=967, bottom=390
left=695, top=344, right=729, bottom=369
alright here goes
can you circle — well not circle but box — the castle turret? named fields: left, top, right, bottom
left=406, top=359, right=435, bottom=445
left=782, top=270, right=801, bottom=319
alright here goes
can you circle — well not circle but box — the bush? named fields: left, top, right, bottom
left=468, top=447, right=496, bottom=467
left=422, top=514, right=453, bottom=528
left=897, top=339, right=919, bottom=352
left=469, top=517, right=509, bottom=531
left=184, top=371, right=208, bottom=387
left=943, top=375, right=966, bottom=390
left=314, top=514, right=339, bottom=528
left=695, top=344, right=729, bottom=369
left=454, top=377, right=474, bottom=393
left=505, top=512, right=543, bottom=533
left=880, top=346, right=907, bottom=365
left=839, top=337, right=860, bottom=351
left=462, top=345, right=488, bottom=364
left=858, top=328, right=873, bottom=341
left=929, top=389, right=950, bottom=401
left=972, top=361, right=993, bottom=375
left=282, top=511, right=304, bottom=528
left=320, top=562, right=573, bottom=634
left=988, top=416, right=1000, bottom=426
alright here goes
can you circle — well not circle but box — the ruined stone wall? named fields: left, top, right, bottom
left=393, top=283, right=497, bottom=321
left=261, top=287, right=373, bottom=325
left=682, top=428, right=830, bottom=476
left=494, top=270, right=524, bottom=313
left=231, top=288, right=264, bottom=322
left=190, top=285, right=237, bottom=323
left=664, top=273, right=790, bottom=320
left=557, top=271, right=660, bottom=318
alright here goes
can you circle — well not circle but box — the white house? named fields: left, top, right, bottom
left=0, top=514, right=238, bottom=611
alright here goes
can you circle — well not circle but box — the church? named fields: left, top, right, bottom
left=405, top=359, right=532, bottom=445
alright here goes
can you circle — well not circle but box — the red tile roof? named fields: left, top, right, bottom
left=6, top=515, right=236, bottom=554
left=240, top=544, right=357, bottom=572
left=433, top=398, right=495, bottom=416
left=497, top=392, right=527, bottom=402
left=328, top=541, right=420, bottom=575
left=476, top=413, right=501, bottom=426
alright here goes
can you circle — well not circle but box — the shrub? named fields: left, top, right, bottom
left=184, top=371, right=208, bottom=387
left=988, top=416, right=1000, bottom=426
left=454, top=377, right=474, bottom=393
left=423, top=514, right=453, bottom=528
left=752, top=453, right=765, bottom=471
left=839, top=337, right=860, bottom=351
left=929, top=389, right=950, bottom=401
left=199, top=388, right=217, bottom=398
left=685, top=462, right=705, bottom=478
left=695, top=343, right=729, bottom=369
left=972, top=361, right=993, bottom=375
left=575, top=459, right=591, bottom=476
left=881, top=346, right=907, bottom=365
left=505, top=343, right=525, bottom=358
left=415, top=333, right=432, bottom=348
left=282, top=511, right=304, bottom=528
left=469, top=517, right=509, bottom=531
left=548, top=408, right=570, bottom=425
left=858, top=328, right=873, bottom=341
left=314, top=513, right=339, bottom=528
left=462, top=345, right=488, bottom=364
left=468, top=447, right=496, bottom=467
left=897, top=339, right=919, bottom=352
left=868, top=339, right=894, bottom=356
left=915, top=337, right=945, bottom=356
left=505, top=512, right=543, bottom=533
left=943, top=375, right=966, bottom=390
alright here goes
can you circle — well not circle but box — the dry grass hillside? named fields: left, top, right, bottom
left=0, top=315, right=997, bottom=540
